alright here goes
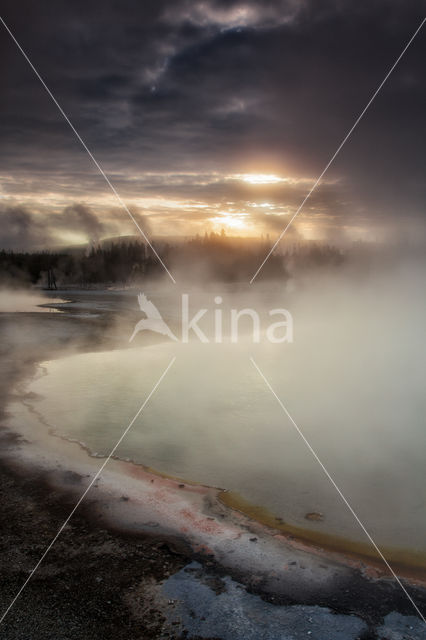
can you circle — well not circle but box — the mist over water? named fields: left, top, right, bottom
left=6, top=252, right=426, bottom=555
left=0, top=289, right=67, bottom=313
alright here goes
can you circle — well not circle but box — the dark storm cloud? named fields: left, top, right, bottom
left=0, top=0, right=425, bottom=242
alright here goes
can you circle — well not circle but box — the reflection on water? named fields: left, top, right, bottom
left=10, top=335, right=426, bottom=557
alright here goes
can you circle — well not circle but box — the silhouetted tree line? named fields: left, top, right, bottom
left=0, top=242, right=165, bottom=288
left=170, top=232, right=288, bottom=281
left=170, top=233, right=343, bottom=282
left=0, top=236, right=344, bottom=287
left=0, top=249, right=60, bottom=286
left=284, top=242, right=344, bottom=271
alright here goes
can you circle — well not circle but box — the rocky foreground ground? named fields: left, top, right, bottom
left=0, top=458, right=425, bottom=640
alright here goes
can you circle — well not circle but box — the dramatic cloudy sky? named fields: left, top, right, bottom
left=0, top=0, right=425, bottom=248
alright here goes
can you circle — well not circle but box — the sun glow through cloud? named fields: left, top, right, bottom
left=239, top=173, right=284, bottom=185
left=0, top=168, right=347, bottom=243
left=210, top=213, right=248, bottom=231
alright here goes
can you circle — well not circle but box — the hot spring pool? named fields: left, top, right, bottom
left=9, top=336, right=426, bottom=565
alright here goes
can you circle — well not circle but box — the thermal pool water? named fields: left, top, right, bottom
left=9, top=337, right=426, bottom=565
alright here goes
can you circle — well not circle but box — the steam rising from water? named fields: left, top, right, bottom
left=5, top=254, right=426, bottom=554
left=0, top=289, right=65, bottom=313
